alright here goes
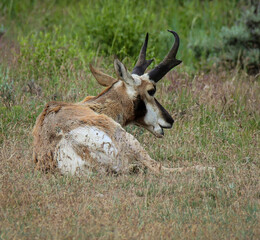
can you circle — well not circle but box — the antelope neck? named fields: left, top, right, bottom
left=85, top=85, right=135, bottom=126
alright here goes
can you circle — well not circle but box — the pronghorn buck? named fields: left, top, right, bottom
left=33, top=30, right=211, bottom=175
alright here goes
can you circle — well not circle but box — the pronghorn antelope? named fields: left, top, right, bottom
left=33, top=30, right=212, bottom=175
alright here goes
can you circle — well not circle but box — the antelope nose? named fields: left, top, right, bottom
left=164, top=116, right=174, bottom=128
left=159, top=118, right=174, bottom=129
left=169, top=117, right=174, bottom=126
left=165, top=116, right=174, bottom=128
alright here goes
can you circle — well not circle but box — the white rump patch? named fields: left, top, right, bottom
left=55, top=138, right=87, bottom=175
left=55, top=126, right=119, bottom=175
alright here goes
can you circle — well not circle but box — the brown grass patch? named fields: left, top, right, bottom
left=0, top=37, right=259, bottom=239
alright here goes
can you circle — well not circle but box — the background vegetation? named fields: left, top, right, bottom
left=0, top=0, right=259, bottom=239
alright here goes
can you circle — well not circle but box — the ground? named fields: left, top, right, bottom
left=0, top=1, right=259, bottom=236
left=1, top=57, right=259, bottom=239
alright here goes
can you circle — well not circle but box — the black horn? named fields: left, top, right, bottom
left=132, top=33, right=154, bottom=76
left=148, top=30, right=182, bottom=82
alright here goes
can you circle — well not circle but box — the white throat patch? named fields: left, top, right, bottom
left=144, top=102, right=159, bottom=125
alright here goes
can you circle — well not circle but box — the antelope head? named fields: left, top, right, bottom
left=89, top=30, right=182, bottom=138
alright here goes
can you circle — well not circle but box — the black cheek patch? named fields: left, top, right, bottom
left=134, top=95, right=147, bottom=120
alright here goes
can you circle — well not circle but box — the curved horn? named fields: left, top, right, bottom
left=148, top=30, right=182, bottom=82
left=132, top=33, right=154, bottom=76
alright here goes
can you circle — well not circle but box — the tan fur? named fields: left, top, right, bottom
left=33, top=101, right=117, bottom=172
left=33, top=64, right=214, bottom=175
left=89, top=64, right=117, bottom=87
left=81, top=96, right=95, bottom=103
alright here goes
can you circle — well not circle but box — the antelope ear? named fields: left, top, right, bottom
left=114, top=58, right=136, bottom=86
left=89, top=64, right=117, bottom=87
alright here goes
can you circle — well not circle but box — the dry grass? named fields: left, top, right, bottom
left=0, top=134, right=259, bottom=239
left=0, top=37, right=260, bottom=239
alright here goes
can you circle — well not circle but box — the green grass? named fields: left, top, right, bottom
left=0, top=0, right=259, bottom=239
left=1, top=0, right=243, bottom=72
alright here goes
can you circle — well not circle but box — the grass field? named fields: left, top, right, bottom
left=0, top=0, right=259, bottom=239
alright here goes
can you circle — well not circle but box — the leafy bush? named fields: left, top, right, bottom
left=67, top=0, right=161, bottom=62
left=190, top=4, right=260, bottom=74
left=220, top=6, right=260, bottom=75
left=18, top=26, right=93, bottom=83
left=1, top=0, right=243, bottom=73
left=72, top=0, right=241, bottom=68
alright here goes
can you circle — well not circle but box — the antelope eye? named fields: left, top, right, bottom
left=147, top=88, right=156, bottom=96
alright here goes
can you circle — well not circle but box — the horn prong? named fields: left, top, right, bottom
left=132, top=33, right=154, bottom=76
left=148, top=30, right=182, bottom=82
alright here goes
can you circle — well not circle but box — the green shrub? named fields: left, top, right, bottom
left=190, top=4, right=260, bottom=74
left=67, top=0, right=160, bottom=61
left=18, top=26, right=94, bottom=84
left=0, top=0, right=246, bottom=73
left=220, top=6, right=260, bottom=75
